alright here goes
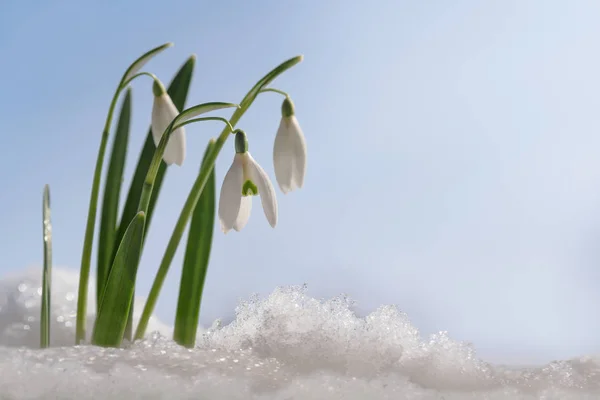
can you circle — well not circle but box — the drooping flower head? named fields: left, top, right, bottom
left=151, top=79, right=186, bottom=166
left=273, top=96, right=307, bottom=194
left=218, top=130, right=278, bottom=233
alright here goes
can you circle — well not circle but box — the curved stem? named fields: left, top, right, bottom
left=121, top=71, right=160, bottom=89
left=172, top=117, right=234, bottom=132
left=134, top=116, right=235, bottom=340
left=259, top=87, right=289, bottom=97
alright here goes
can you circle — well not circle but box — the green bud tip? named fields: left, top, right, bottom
left=234, top=130, right=248, bottom=153
left=152, top=79, right=166, bottom=97
left=282, top=97, right=295, bottom=117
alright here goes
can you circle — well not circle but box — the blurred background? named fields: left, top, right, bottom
left=2, top=0, right=600, bottom=365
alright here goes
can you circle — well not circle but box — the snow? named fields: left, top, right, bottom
left=0, top=268, right=599, bottom=399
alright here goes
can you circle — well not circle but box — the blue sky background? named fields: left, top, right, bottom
left=3, top=0, right=600, bottom=365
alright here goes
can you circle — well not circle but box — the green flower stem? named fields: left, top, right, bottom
left=121, top=72, right=160, bottom=88
left=134, top=114, right=236, bottom=340
left=172, top=117, right=234, bottom=132
left=137, top=110, right=237, bottom=217
left=136, top=117, right=177, bottom=217
left=259, top=87, right=290, bottom=97
left=75, top=87, right=120, bottom=344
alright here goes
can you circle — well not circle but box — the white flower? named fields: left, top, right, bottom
left=151, top=81, right=186, bottom=166
left=273, top=97, right=306, bottom=194
left=218, top=151, right=278, bottom=233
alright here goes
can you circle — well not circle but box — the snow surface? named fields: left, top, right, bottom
left=0, top=268, right=599, bottom=399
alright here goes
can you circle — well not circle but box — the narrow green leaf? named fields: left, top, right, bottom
left=40, top=184, right=52, bottom=349
left=173, top=141, right=216, bottom=348
left=92, top=211, right=145, bottom=347
left=135, top=55, right=304, bottom=339
left=97, top=89, right=132, bottom=311
left=114, top=55, right=196, bottom=341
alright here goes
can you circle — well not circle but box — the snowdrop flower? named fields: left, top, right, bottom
left=273, top=96, right=307, bottom=194
left=151, top=79, right=186, bottom=166
left=218, top=130, right=278, bottom=233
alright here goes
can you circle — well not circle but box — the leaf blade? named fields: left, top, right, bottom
left=92, top=211, right=145, bottom=347
left=173, top=141, right=216, bottom=347
left=40, top=184, right=52, bottom=348
left=97, top=88, right=132, bottom=311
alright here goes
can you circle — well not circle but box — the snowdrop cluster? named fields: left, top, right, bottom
left=150, top=79, right=307, bottom=234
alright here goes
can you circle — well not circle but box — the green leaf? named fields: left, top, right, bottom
left=92, top=211, right=145, bottom=348
left=97, top=88, right=132, bottom=311
left=173, top=141, right=216, bottom=348
left=114, top=55, right=196, bottom=342
left=40, top=184, right=52, bottom=349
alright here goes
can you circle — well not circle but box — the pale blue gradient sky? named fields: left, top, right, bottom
left=2, top=0, right=600, bottom=364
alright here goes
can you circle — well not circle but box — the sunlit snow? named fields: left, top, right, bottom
left=0, top=267, right=598, bottom=399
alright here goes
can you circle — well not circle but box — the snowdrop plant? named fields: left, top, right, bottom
left=37, top=42, right=305, bottom=349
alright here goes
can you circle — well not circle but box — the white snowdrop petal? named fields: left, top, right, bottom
left=151, top=94, right=177, bottom=146
left=233, top=195, right=252, bottom=232
left=218, top=156, right=244, bottom=233
left=162, top=127, right=186, bottom=166
left=289, top=116, right=307, bottom=189
left=151, top=93, right=186, bottom=165
left=273, top=118, right=294, bottom=193
left=247, top=153, right=278, bottom=228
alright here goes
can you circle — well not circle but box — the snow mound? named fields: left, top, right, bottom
left=0, top=267, right=599, bottom=399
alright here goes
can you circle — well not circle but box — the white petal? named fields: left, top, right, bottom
left=273, top=116, right=307, bottom=193
left=151, top=93, right=186, bottom=165
left=233, top=196, right=252, bottom=231
left=163, top=126, right=186, bottom=166
left=246, top=153, right=278, bottom=228
left=273, top=118, right=294, bottom=193
left=218, top=155, right=244, bottom=233
left=288, top=116, right=307, bottom=190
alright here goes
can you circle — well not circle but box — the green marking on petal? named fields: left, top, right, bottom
left=242, top=180, right=258, bottom=196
